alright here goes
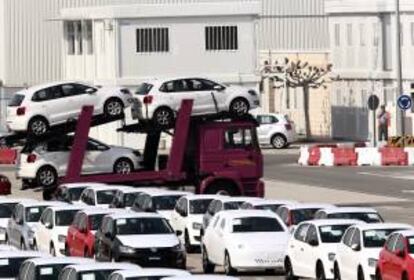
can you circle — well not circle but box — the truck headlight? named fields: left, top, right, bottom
left=368, top=258, right=378, bottom=267
left=58, top=235, right=66, bottom=243
left=119, top=245, right=135, bottom=254
left=192, top=223, right=202, bottom=230
left=328, top=253, right=336, bottom=261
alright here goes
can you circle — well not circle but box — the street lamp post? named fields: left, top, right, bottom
left=395, top=0, right=405, bottom=137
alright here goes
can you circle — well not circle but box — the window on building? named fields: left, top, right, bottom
left=411, top=23, right=414, bottom=46
left=373, top=22, right=379, bottom=46
left=359, top=23, right=365, bottom=46
left=66, top=21, right=75, bottom=55
left=400, top=23, right=404, bottom=46
left=347, top=24, right=353, bottom=46
left=334, top=24, right=341, bottom=47
left=85, top=20, right=93, bottom=54
left=75, top=21, right=83, bottom=55
left=205, top=26, right=238, bottom=51
left=382, top=15, right=393, bottom=71
left=136, top=28, right=169, bottom=53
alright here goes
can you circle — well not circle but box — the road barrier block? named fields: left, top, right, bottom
left=318, top=148, right=334, bottom=166
left=298, top=146, right=310, bottom=166
left=332, top=148, right=357, bottom=166
left=356, top=147, right=381, bottom=166
left=405, top=148, right=414, bottom=166
left=380, top=147, right=408, bottom=166
left=307, top=147, right=321, bottom=166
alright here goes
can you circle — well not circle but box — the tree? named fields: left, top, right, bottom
left=262, top=58, right=333, bottom=140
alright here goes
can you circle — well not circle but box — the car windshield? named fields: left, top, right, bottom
left=8, top=94, right=25, bottom=107
left=25, top=206, right=48, bottom=222
left=79, top=270, right=116, bottom=280
left=0, top=257, right=29, bottom=278
left=0, top=203, right=18, bottom=218
left=90, top=214, right=106, bottom=231
left=291, top=208, right=320, bottom=225
left=223, top=201, right=244, bottom=210
left=407, top=236, right=414, bottom=253
left=116, top=217, right=174, bottom=235
left=328, top=212, right=383, bottom=223
left=319, top=224, right=352, bottom=243
left=153, top=195, right=182, bottom=211
left=190, top=199, right=214, bottom=214
left=232, top=217, right=284, bottom=233
left=136, top=83, right=153, bottom=95
left=97, top=190, right=117, bottom=204
left=67, top=188, right=86, bottom=202
left=55, top=210, right=79, bottom=226
left=363, top=228, right=405, bottom=248
left=124, top=193, right=139, bottom=207
left=255, top=204, right=282, bottom=213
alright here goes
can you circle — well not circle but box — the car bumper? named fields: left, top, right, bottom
left=6, top=118, right=28, bottom=132
left=230, top=250, right=284, bottom=270
left=17, top=166, right=38, bottom=179
left=118, top=249, right=186, bottom=268
left=285, top=130, right=297, bottom=143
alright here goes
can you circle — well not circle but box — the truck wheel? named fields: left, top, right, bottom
left=153, top=107, right=174, bottom=127
left=205, top=181, right=241, bottom=196
left=271, top=134, right=287, bottom=149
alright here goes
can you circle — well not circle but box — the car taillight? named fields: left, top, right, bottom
left=16, top=107, right=26, bottom=116
left=27, top=154, right=37, bottom=163
left=120, top=88, right=131, bottom=95
left=285, top=123, right=292, bottom=131
left=143, top=95, right=153, bottom=105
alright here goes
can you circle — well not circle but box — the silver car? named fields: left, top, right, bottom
left=6, top=200, right=66, bottom=249
left=254, top=113, right=296, bottom=149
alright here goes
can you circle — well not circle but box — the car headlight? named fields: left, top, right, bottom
left=368, top=258, right=378, bottom=267
left=328, top=253, right=336, bottom=261
left=58, top=235, right=66, bottom=243
left=192, top=223, right=202, bottom=230
left=119, top=245, right=135, bottom=254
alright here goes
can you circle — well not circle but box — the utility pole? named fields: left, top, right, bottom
left=395, top=0, right=405, bottom=136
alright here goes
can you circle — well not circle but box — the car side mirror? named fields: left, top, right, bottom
left=176, top=230, right=183, bottom=236
left=86, top=88, right=96, bottom=95
left=213, top=85, right=224, bottom=92
left=45, top=222, right=53, bottom=229
left=351, top=244, right=361, bottom=251
left=396, top=249, right=406, bottom=258
left=309, top=239, right=319, bottom=247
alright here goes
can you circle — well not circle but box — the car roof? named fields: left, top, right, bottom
left=246, top=199, right=297, bottom=206
left=215, top=196, right=258, bottom=203
left=302, top=219, right=365, bottom=227
left=218, top=210, right=280, bottom=219
left=18, top=200, right=67, bottom=208
left=163, top=276, right=239, bottom=280
left=0, top=251, right=49, bottom=258
left=85, top=185, right=125, bottom=192
left=353, top=223, right=413, bottom=231
left=282, top=203, right=336, bottom=210
left=112, top=268, right=190, bottom=277
left=395, top=229, right=414, bottom=238
left=149, top=190, right=191, bottom=197
left=115, top=187, right=159, bottom=194
left=65, top=262, right=140, bottom=272
left=24, top=256, right=94, bottom=266
left=0, top=198, right=37, bottom=204
left=318, top=207, right=379, bottom=214
left=79, top=207, right=120, bottom=216
left=46, top=205, right=86, bottom=212
left=25, top=81, right=92, bottom=93
left=106, top=212, right=162, bottom=220
left=184, top=194, right=224, bottom=201
left=59, top=183, right=101, bottom=189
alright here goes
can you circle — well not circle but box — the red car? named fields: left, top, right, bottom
left=66, top=208, right=114, bottom=257
left=376, top=230, right=414, bottom=280
left=0, top=175, right=11, bottom=195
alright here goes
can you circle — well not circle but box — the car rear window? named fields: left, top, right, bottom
left=328, top=212, right=383, bottom=223
left=8, top=94, right=25, bottom=107
left=255, top=204, right=282, bottom=213
left=363, top=228, right=405, bottom=248
left=89, top=214, right=106, bottom=231
left=97, top=190, right=117, bottom=205
left=67, top=188, right=86, bottom=202
left=25, top=206, right=48, bottom=222
left=291, top=208, right=320, bottom=225
left=55, top=210, right=79, bottom=226
left=116, top=217, right=173, bottom=235
left=153, top=195, right=182, bottom=211
left=318, top=224, right=353, bottom=243
left=135, top=83, right=153, bottom=95
left=232, top=217, right=284, bottom=233
left=0, top=257, right=29, bottom=278
left=190, top=199, right=214, bottom=214
left=79, top=270, right=115, bottom=280
left=0, top=203, right=18, bottom=218
left=124, top=193, right=140, bottom=207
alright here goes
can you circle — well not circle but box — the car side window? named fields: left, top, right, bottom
left=394, top=235, right=405, bottom=253
left=385, top=234, right=398, bottom=251
left=294, top=224, right=309, bottom=242
left=32, top=89, right=51, bottom=102
left=257, top=115, right=278, bottom=125
left=89, top=191, right=96, bottom=205
left=160, top=80, right=188, bottom=93
left=220, top=218, right=226, bottom=230
left=73, top=83, right=96, bottom=94
left=351, top=228, right=361, bottom=247
left=49, top=86, right=64, bottom=99
left=61, top=84, right=77, bottom=97
left=342, top=227, right=355, bottom=246
left=305, top=225, right=319, bottom=244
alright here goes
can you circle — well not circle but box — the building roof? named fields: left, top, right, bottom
left=59, top=1, right=261, bottom=20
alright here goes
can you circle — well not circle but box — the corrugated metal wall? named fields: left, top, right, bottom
left=1, top=0, right=329, bottom=87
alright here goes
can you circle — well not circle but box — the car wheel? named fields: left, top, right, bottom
left=33, top=239, right=38, bottom=251
left=113, top=158, right=134, bottom=174
left=285, top=258, right=298, bottom=280
left=271, top=134, right=287, bottom=149
left=104, top=98, right=124, bottom=117
left=229, top=98, right=250, bottom=117
left=20, top=239, right=26, bottom=250
left=224, top=251, right=237, bottom=275
left=205, top=181, right=241, bottom=196
left=184, top=230, right=195, bottom=253
left=358, top=267, right=365, bottom=280
left=28, top=117, right=49, bottom=136
left=153, top=107, right=174, bottom=128
left=202, top=246, right=215, bottom=273
left=316, top=262, right=326, bottom=280
left=36, top=166, right=57, bottom=187
left=50, top=243, right=56, bottom=256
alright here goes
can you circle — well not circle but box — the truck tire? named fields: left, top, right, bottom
left=205, top=181, right=241, bottom=196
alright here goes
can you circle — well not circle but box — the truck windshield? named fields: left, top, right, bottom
left=224, top=128, right=259, bottom=150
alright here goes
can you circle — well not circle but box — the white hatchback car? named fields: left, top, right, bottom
left=79, top=185, right=130, bottom=208
left=240, top=199, right=297, bottom=213
left=202, top=210, right=289, bottom=275
left=132, top=78, right=260, bottom=126
left=171, top=195, right=220, bottom=252
left=58, top=263, right=141, bottom=280
left=6, top=81, right=132, bottom=136
left=285, top=219, right=364, bottom=280
left=333, top=223, right=412, bottom=280
left=32, top=205, right=86, bottom=256
left=108, top=268, right=191, bottom=280
left=18, top=136, right=142, bottom=188
left=254, top=113, right=296, bottom=149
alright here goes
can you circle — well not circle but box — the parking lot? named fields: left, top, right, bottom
left=3, top=147, right=414, bottom=279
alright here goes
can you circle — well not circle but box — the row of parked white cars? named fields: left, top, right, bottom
left=0, top=182, right=406, bottom=280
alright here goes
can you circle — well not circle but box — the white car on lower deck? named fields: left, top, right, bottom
left=253, top=113, right=296, bottom=149
left=58, top=263, right=141, bottom=280
left=202, top=210, right=289, bottom=275
left=108, top=268, right=191, bottom=280
left=334, top=223, right=413, bottom=280
left=132, top=78, right=260, bottom=127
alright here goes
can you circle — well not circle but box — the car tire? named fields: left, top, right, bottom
left=28, top=117, right=49, bottom=137
left=113, top=158, right=134, bottom=174
left=50, top=243, right=56, bottom=256
left=205, top=181, right=241, bottom=196
left=20, top=239, right=26, bottom=250
left=224, top=251, right=237, bottom=276
left=285, top=258, right=298, bottom=280
left=316, top=262, right=326, bottom=280
left=104, top=98, right=124, bottom=117
left=153, top=107, right=175, bottom=128
left=33, top=239, right=38, bottom=251
left=184, top=230, right=195, bottom=253
left=271, top=134, right=287, bottom=149
left=229, top=98, right=250, bottom=117
left=202, top=246, right=215, bottom=273
left=333, top=262, right=341, bottom=280
left=36, top=166, right=57, bottom=188
left=358, top=267, right=365, bottom=280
